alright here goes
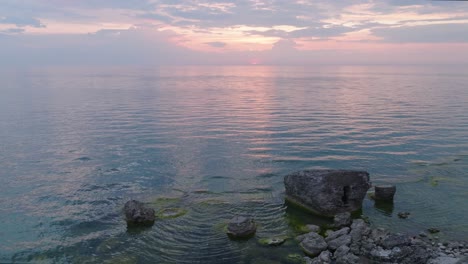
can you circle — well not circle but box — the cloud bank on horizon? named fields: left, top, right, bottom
left=1, top=0, right=468, bottom=65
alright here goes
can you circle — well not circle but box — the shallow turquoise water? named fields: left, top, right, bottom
left=0, top=65, right=467, bottom=263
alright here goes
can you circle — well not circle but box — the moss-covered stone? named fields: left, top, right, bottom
left=258, top=236, right=288, bottom=246
left=156, top=208, right=188, bottom=219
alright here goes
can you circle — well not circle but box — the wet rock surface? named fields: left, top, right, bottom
left=284, top=170, right=371, bottom=217
left=226, top=216, right=256, bottom=239
left=123, top=200, right=156, bottom=227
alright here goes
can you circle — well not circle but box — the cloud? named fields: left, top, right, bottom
left=1, top=0, right=468, bottom=65
left=373, top=23, right=468, bottom=42
left=0, top=16, right=45, bottom=28
left=205, top=41, right=227, bottom=47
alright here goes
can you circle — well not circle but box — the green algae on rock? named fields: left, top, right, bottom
left=156, top=207, right=188, bottom=219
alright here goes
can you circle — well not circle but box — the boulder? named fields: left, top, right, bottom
left=284, top=170, right=371, bottom=216
left=299, top=232, right=328, bottom=257
left=226, top=216, right=256, bottom=239
left=124, top=200, right=156, bottom=227
left=374, top=185, right=396, bottom=201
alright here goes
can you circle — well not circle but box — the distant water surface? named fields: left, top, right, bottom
left=0, top=65, right=467, bottom=263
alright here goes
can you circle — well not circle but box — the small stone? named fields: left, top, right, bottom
left=336, top=253, right=360, bottom=264
left=380, top=234, right=410, bottom=249
left=333, top=212, right=352, bottom=228
left=299, top=232, right=328, bottom=257
left=419, top=232, right=427, bottom=237
left=428, top=228, right=440, bottom=234
left=226, top=216, right=256, bottom=239
left=304, top=224, right=320, bottom=233
left=318, top=250, right=331, bottom=263
left=325, top=227, right=350, bottom=242
left=328, top=235, right=352, bottom=251
left=370, top=228, right=389, bottom=242
left=123, top=200, right=156, bottom=227
left=398, top=212, right=410, bottom=219
left=334, top=245, right=350, bottom=259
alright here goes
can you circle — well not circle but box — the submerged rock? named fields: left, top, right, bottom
left=398, top=212, right=410, bottom=219
left=123, top=200, right=155, bottom=227
left=284, top=170, right=371, bottom=217
left=156, top=208, right=187, bottom=219
left=258, top=236, right=287, bottom=246
left=226, top=216, right=256, bottom=239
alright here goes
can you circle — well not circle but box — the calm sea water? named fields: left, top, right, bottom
left=0, top=65, right=467, bottom=263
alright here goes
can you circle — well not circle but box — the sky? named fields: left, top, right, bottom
left=1, top=0, right=468, bottom=66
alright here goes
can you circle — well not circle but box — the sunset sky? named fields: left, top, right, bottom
left=1, top=0, right=468, bottom=65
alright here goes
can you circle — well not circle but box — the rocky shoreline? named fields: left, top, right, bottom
left=123, top=169, right=468, bottom=263
left=296, top=212, right=468, bottom=264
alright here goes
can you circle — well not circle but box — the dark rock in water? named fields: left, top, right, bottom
left=226, top=216, right=256, bottom=239
left=398, top=212, right=410, bottom=219
left=428, top=227, right=440, bottom=234
left=124, top=200, right=155, bottom=227
left=374, top=185, right=396, bottom=201
left=333, top=212, right=352, bottom=228
left=298, top=232, right=328, bottom=257
left=284, top=170, right=371, bottom=217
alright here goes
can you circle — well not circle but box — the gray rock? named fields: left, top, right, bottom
left=374, top=185, right=396, bottom=201
left=398, top=212, right=410, bottom=219
left=336, top=253, right=360, bottom=264
left=333, top=212, right=352, bottom=228
left=350, top=219, right=370, bottom=244
left=123, top=200, right=156, bottom=227
left=370, top=246, right=392, bottom=262
left=403, top=246, right=431, bottom=264
left=428, top=256, right=462, bottom=264
left=304, top=251, right=332, bottom=264
left=304, top=224, right=320, bottom=233
left=226, top=216, right=256, bottom=239
left=380, top=234, right=411, bottom=249
left=318, top=250, right=332, bottom=263
left=328, top=235, right=352, bottom=251
left=325, top=227, right=350, bottom=242
left=284, top=170, right=371, bottom=216
left=370, top=228, right=389, bottom=243
left=300, top=232, right=328, bottom=257
left=334, top=245, right=350, bottom=259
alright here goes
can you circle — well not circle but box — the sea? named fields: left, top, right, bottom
left=0, top=65, right=467, bottom=263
